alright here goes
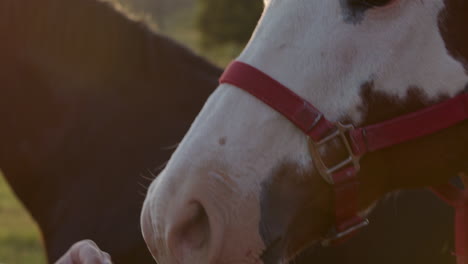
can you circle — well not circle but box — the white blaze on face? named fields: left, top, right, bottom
left=242, top=0, right=467, bottom=123
left=142, top=0, right=468, bottom=263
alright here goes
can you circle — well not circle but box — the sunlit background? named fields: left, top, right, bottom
left=0, top=172, right=45, bottom=263
left=0, top=0, right=263, bottom=263
left=100, top=0, right=262, bottom=67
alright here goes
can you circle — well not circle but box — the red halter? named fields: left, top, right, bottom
left=219, top=61, right=468, bottom=257
left=431, top=178, right=468, bottom=264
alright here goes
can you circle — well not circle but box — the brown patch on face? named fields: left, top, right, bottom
left=439, top=0, right=468, bottom=72
left=353, top=82, right=468, bottom=208
left=259, top=162, right=333, bottom=263
left=357, top=82, right=449, bottom=126
left=258, top=80, right=467, bottom=261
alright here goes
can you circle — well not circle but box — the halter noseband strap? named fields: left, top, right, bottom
left=219, top=61, right=468, bottom=246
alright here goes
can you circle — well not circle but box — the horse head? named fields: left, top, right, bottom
left=142, top=1, right=468, bottom=263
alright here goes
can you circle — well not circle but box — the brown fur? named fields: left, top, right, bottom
left=0, top=0, right=221, bottom=262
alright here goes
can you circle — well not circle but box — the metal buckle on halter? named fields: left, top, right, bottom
left=308, top=123, right=368, bottom=247
left=321, top=218, right=370, bottom=247
left=308, top=123, right=361, bottom=185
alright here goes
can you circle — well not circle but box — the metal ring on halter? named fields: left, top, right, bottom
left=307, top=123, right=361, bottom=185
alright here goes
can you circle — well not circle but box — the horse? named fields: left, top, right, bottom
left=0, top=0, right=221, bottom=262
left=0, top=0, right=460, bottom=263
left=141, top=0, right=468, bottom=263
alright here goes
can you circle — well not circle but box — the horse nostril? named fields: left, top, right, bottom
left=168, top=201, right=211, bottom=259
left=180, top=202, right=210, bottom=248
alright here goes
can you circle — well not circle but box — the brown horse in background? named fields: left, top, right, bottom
left=0, top=0, right=220, bottom=262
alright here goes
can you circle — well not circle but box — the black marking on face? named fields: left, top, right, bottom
left=339, top=0, right=393, bottom=24
left=339, top=0, right=369, bottom=24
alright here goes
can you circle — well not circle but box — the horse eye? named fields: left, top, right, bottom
left=348, top=0, right=394, bottom=8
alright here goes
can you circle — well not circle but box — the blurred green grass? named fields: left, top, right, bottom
left=0, top=173, right=47, bottom=264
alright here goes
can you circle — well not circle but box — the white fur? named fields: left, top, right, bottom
left=142, top=0, right=468, bottom=263
left=240, top=0, right=467, bottom=123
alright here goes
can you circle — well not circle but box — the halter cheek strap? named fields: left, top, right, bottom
left=219, top=61, right=468, bottom=248
left=431, top=176, right=468, bottom=264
